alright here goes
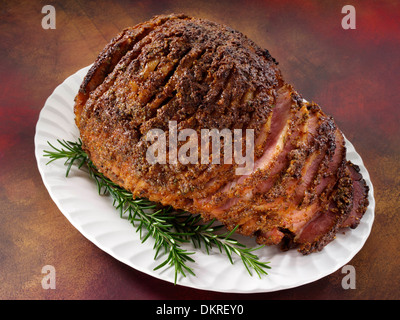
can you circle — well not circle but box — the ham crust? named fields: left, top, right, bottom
left=74, top=14, right=369, bottom=254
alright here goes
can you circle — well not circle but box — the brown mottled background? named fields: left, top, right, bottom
left=0, top=0, right=399, bottom=300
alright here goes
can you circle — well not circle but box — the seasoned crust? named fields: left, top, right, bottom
left=74, top=14, right=191, bottom=126
left=341, top=161, right=370, bottom=229
left=74, top=14, right=369, bottom=254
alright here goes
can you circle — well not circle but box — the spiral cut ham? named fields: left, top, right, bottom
left=74, top=14, right=369, bottom=254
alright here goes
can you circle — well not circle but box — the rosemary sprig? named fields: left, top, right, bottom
left=43, top=139, right=270, bottom=283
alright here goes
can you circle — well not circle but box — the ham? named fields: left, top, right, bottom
left=74, top=14, right=369, bottom=254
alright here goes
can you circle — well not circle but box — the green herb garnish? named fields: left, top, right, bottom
left=43, top=139, right=270, bottom=284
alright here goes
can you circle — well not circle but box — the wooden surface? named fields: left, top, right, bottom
left=0, top=0, right=399, bottom=300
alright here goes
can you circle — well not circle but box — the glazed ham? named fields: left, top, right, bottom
left=74, top=14, right=369, bottom=254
